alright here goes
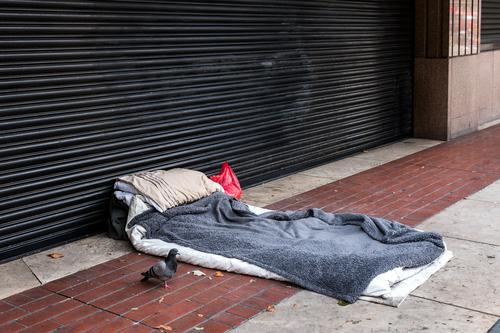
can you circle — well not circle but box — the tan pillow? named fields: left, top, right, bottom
left=118, top=168, right=223, bottom=211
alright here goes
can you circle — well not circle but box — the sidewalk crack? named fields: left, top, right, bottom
left=411, top=295, right=500, bottom=318
left=21, top=258, right=43, bottom=285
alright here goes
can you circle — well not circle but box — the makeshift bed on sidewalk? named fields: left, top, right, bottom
left=113, top=168, right=453, bottom=307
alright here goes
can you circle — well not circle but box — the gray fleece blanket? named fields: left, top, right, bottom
left=130, top=192, right=445, bottom=303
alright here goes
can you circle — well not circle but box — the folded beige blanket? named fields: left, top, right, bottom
left=118, top=168, right=223, bottom=212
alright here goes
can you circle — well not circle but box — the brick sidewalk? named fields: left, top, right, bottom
left=1, top=125, right=499, bottom=333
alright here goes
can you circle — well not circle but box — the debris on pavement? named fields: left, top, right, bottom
left=266, top=305, right=276, bottom=312
left=191, top=270, right=206, bottom=276
left=47, top=253, right=64, bottom=259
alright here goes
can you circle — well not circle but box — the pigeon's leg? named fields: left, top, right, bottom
left=163, top=281, right=171, bottom=289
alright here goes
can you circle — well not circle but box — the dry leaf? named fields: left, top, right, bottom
left=158, top=297, right=164, bottom=303
left=193, top=327, right=204, bottom=331
left=156, top=325, right=172, bottom=332
left=192, top=270, right=206, bottom=277
left=266, top=305, right=276, bottom=313
left=292, top=304, right=298, bottom=309
left=197, top=313, right=204, bottom=317
left=214, top=271, right=224, bottom=277
left=48, top=253, right=64, bottom=259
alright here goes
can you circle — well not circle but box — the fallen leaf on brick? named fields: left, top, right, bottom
left=192, top=270, right=206, bottom=277
left=48, top=253, right=64, bottom=259
left=193, top=326, right=204, bottom=331
left=266, top=305, right=276, bottom=312
left=214, top=271, right=224, bottom=277
left=249, top=279, right=256, bottom=283
left=197, top=313, right=204, bottom=317
left=158, top=297, right=164, bottom=303
left=156, top=325, right=172, bottom=332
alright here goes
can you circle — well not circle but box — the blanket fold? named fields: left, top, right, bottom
left=129, top=192, right=445, bottom=303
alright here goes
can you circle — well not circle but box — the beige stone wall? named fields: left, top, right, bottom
left=448, top=50, right=500, bottom=138
left=415, top=50, right=500, bottom=140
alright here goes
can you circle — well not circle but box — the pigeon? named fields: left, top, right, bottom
left=140, top=248, right=179, bottom=289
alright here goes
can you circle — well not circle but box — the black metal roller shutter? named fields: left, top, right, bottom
left=482, top=0, right=500, bottom=50
left=0, top=0, right=414, bottom=261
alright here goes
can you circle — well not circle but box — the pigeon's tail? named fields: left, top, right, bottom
left=141, top=266, right=159, bottom=282
left=140, top=271, right=151, bottom=282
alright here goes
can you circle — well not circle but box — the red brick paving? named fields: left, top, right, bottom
left=1, top=125, right=499, bottom=332
left=0, top=253, right=297, bottom=333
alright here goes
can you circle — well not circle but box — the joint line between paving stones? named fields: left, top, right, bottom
left=403, top=160, right=497, bottom=177
left=443, top=235, right=500, bottom=247
left=76, top=273, right=258, bottom=330
left=464, top=197, right=500, bottom=205
left=46, top=287, right=155, bottom=329
left=31, top=255, right=169, bottom=330
left=21, top=258, right=43, bottom=286
left=411, top=295, right=500, bottom=318
left=191, top=288, right=299, bottom=331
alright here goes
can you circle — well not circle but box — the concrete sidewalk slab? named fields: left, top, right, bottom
left=1, top=260, right=40, bottom=300
left=467, top=180, right=500, bottom=204
left=299, top=157, right=382, bottom=180
left=243, top=173, right=331, bottom=206
left=420, top=198, right=500, bottom=245
left=411, top=237, right=499, bottom=316
left=354, top=139, right=441, bottom=163
left=232, top=292, right=498, bottom=333
left=22, top=234, right=133, bottom=284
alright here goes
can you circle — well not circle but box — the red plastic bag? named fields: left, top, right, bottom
left=210, top=161, right=242, bottom=199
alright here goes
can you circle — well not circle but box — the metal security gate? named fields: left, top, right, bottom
left=0, top=0, right=414, bottom=261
